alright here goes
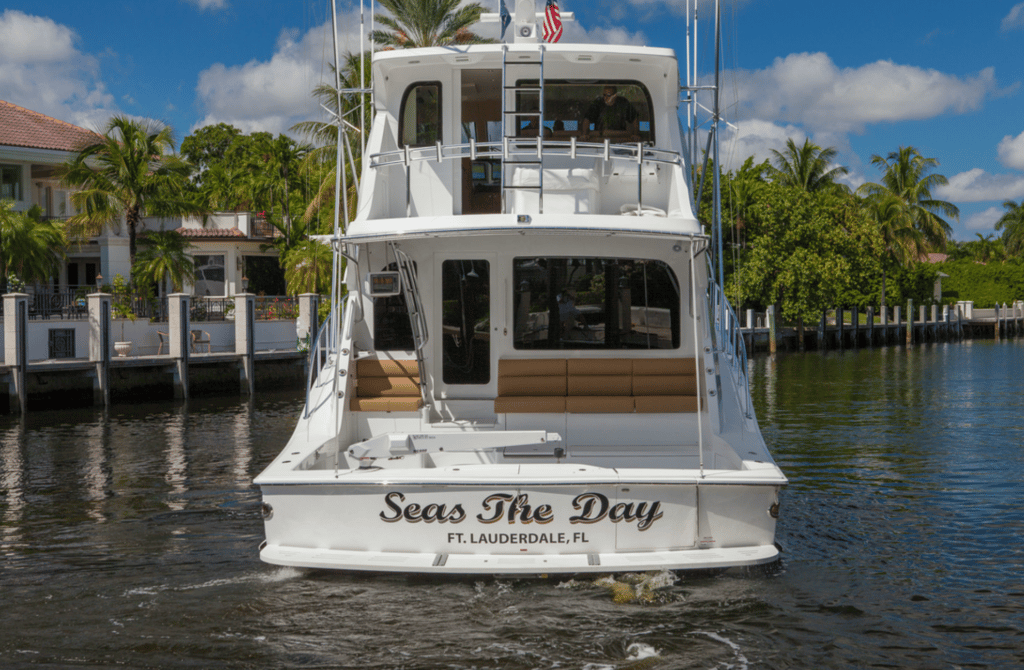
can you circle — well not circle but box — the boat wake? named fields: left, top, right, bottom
left=558, top=569, right=680, bottom=604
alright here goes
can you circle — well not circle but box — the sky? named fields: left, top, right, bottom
left=1, top=0, right=1022, bottom=242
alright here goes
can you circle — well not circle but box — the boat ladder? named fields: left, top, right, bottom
left=391, top=243, right=431, bottom=411
left=501, top=44, right=546, bottom=214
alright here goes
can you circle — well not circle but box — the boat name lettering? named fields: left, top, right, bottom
left=379, top=491, right=467, bottom=523
left=570, top=492, right=663, bottom=531
left=378, top=492, right=663, bottom=530
left=476, top=493, right=554, bottom=524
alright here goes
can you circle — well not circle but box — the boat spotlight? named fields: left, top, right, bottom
left=261, top=502, right=274, bottom=520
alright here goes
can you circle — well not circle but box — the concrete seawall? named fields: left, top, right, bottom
left=1, top=292, right=320, bottom=414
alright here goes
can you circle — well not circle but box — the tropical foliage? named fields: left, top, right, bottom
left=857, top=146, right=958, bottom=251
left=995, top=200, right=1024, bottom=256
left=133, top=230, right=196, bottom=293
left=292, top=53, right=372, bottom=229
left=283, top=240, right=333, bottom=295
left=57, top=116, right=200, bottom=265
left=0, top=199, right=66, bottom=286
left=371, top=0, right=490, bottom=48
left=768, top=138, right=850, bottom=194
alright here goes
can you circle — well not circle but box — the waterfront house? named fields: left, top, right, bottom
left=1, top=100, right=282, bottom=298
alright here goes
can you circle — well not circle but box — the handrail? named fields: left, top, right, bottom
left=369, top=138, right=682, bottom=171
left=707, top=271, right=754, bottom=420
left=303, top=293, right=353, bottom=420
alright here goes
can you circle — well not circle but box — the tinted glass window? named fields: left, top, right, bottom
left=513, top=257, right=679, bottom=350
left=401, top=83, right=442, bottom=147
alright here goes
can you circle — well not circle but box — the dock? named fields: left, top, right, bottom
left=2, top=292, right=319, bottom=414
left=739, top=300, right=1024, bottom=353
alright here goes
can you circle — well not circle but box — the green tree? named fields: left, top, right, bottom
left=133, top=230, right=197, bottom=293
left=857, top=145, right=959, bottom=251
left=57, top=116, right=200, bottom=266
left=861, top=192, right=922, bottom=311
left=768, top=138, right=850, bottom=194
left=180, top=122, right=243, bottom=173
left=283, top=239, right=333, bottom=295
left=371, top=0, right=489, bottom=48
left=736, top=182, right=882, bottom=323
left=293, top=53, right=374, bottom=231
left=995, top=199, right=1024, bottom=257
left=0, top=199, right=66, bottom=286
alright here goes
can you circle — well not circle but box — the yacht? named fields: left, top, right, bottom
left=254, top=0, right=787, bottom=574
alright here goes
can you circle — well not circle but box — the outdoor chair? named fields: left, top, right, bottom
left=190, top=329, right=211, bottom=353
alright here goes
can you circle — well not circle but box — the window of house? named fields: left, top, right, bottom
left=193, top=254, right=226, bottom=296
left=400, top=82, right=442, bottom=147
left=513, top=256, right=679, bottom=350
left=1, top=164, right=21, bottom=201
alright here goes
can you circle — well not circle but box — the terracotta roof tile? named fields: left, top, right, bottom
left=0, top=100, right=102, bottom=152
left=176, top=226, right=248, bottom=238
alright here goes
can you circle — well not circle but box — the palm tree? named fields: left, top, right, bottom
left=857, top=146, right=958, bottom=251
left=967, top=233, right=1006, bottom=264
left=0, top=199, right=66, bottom=286
left=862, top=192, right=922, bottom=311
left=283, top=239, right=333, bottom=295
left=995, top=199, right=1024, bottom=257
left=57, top=116, right=201, bottom=266
left=769, top=138, right=850, bottom=193
left=371, top=0, right=490, bottom=48
left=245, top=134, right=310, bottom=238
left=132, top=230, right=197, bottom=293
left=293, top=53, right=372, bottom=230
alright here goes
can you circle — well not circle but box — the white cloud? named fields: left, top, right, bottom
left=185, top=0, right=228, bottom=9
left=1001, top=3, right=1024, bottom=31
left=997, top=131, right=1024, bottom=171
left=0, top=10, right=118, bottom=130
left=561, top=23, right=647, bottom=46
left=720, top=119, right=804, bottom=170
left=935, top=168, right=1024, bottom=203
left=729, top=52, right=998, bottom=135
left=965, top=206, right=1005, bottom=231
left=193, top=12, right=365, bottom=137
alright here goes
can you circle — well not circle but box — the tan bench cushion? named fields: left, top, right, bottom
left=567, top=375, right=632, bottom=396
left=352, top=359, right=422, bottom=411
left=498, top=375, right=567, bottom=397
left=350, top=397, right=423, bottom=412
left=633, top=374, right=697, bottom=396
left=635, top=395, right=700, bottom=413
left=357, top=376, right=421, bottom=397
left=357, top=359, right=419, bottom=377
left=496, top=357, right=700, bottom=414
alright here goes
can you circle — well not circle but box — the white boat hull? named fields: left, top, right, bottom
left=258, top=467, right=782, bottom=574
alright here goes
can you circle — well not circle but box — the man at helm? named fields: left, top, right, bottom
left=581, top=85, right=639, bottom=141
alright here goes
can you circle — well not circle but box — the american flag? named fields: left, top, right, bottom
left=542, top=0, right=562, bottom=43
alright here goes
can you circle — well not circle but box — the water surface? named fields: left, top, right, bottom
left=2, top=341, right=1022, bottom=668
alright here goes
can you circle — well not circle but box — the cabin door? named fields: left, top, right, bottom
left=460, top=69, right=502, bottom=214
left=437, top=255, right=496, bottom=398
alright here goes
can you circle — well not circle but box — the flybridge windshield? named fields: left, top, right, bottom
left=513, top=81, right=653, bottom=144
left=513, top=257, right=679, bottom=350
